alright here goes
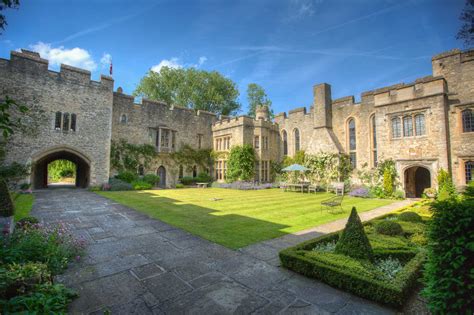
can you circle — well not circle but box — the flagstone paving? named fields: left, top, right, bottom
left=31, top=189, right=408, bottom=314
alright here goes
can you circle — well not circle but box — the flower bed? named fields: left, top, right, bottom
left=279, top=204, right=429, bottom=308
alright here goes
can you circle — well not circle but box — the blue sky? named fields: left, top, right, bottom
left=0, top=0, right=467, bottom=114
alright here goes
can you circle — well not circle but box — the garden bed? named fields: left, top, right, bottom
left=279, top=203, right=430, bottom=308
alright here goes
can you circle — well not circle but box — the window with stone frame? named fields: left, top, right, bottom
left=120, top=114, right=127, bottom=124
left=198, top=134, right=203, bottom=149
left=161, top=129, right=170, bottom=147
left=371, top=115, right=377, bottom=167
left=294, top=128, right=300, bottom=152
left=282, top=130, right=288, bottom=156
left=391, top=117, right=401, bottom=138
left=178, top=165, right=183, bottom=179
left=466, top=161, right=474, bottom=183
left=54, top=111, right=62, bottom=130
left=254, top=136, right=260, bottom=149
left=414, top=114, right=425, bottom=136
left=263, top=136, right=268, bottom=150
left=260, top=160, right=269, bottom=182
left=62, top=113, right=70, bottom=131
left=70, top=114, right=77, bottom=131
left=403, top=116, right=413, bottom=137
left=348, top=118, right=356, bottom=169
left=462, top=109, right=473, bottom=133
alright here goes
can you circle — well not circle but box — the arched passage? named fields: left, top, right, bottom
left=404, top=166, right=431, bottom=198
left=157, top=166, right=166, bottom=188
left=32, top=148, right=90, bottom=189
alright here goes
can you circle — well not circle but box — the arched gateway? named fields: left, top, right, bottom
left=404, top=166, right=431, bottom=198
left=31, top=147, right=91, bottom=189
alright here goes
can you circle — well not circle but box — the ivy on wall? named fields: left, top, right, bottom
left=110, top=139, right=157, bottom=172
left=304, top=152, right=352, bottom=187
left=226, top=144, right=256, bottom=182
left=170, top=144, right=213, bottom=171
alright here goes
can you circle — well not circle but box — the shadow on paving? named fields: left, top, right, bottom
left=30, top=189, right=396, bottom=314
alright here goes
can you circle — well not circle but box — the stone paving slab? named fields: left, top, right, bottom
left=31, top=189, right=400, bottom=314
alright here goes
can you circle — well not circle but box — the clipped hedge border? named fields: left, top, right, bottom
left=279, top=231, right=426, bottom=308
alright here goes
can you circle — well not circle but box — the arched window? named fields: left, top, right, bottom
left=178, top=165, right=183, bottom=179
left=414, top=114, right=425, bottom=136
left=192, top=165, right=197, bottom=178
left=282, top=130, right=288, bottom=156
left=54, top=111, right=62, bottom=130
left=294, top=128, right=300, bottom=152
left=138, top=164, right=144, bottom=176
left=465, top=161, right=474, bottom=184
left=462, top=109, right=473, bottom=132
left=403, top=116, right=413, bottom=137
left=62, top=113, right=70, bottom=131
left=391, top=117, right=401, bottom=138
left=370, top=115, right=377, bottom=166
left=348, top=118, right=356, bottom=169
left=120, top=114, right=127, bottom=124
left=70, top=114, right=77, bottom=131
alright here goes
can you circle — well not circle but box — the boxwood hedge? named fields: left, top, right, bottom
left=279, top=230, right=426, bottom=308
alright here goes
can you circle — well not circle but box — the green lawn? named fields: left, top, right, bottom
left=98, top=188, right=394, bottom=249
left=13, top=193, right=35, bottom=221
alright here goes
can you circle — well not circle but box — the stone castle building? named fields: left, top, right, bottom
left=1, top=48, right=473, bottom=197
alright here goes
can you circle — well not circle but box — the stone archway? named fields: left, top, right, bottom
left=404, top=166, right=431, bottom=198
left=32, top=147, right=91, bottom=189
left=157, top=166, right=166, bottom=188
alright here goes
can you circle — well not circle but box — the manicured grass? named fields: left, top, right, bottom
left=12, top=193, right=35, bottom=221
left=98, top=188, right=394, bottom=249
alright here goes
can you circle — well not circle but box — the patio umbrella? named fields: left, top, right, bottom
left=281, top=164, right=309, bottom=172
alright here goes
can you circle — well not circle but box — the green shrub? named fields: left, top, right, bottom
left=392, top=189, right=405, bottom=199
left=398, top=211, right=422, bottom=223
left=375, top=221, right=403, bottom=236
left=88, top=185, right=102, bottom=192
left=180, top=176, right=195, bottom=185
left=464, top=180, right=474, bottom=199
left=423, top=199, right=474, bottom=313
left=108, top=178, right=132, bottom=191
left=142, top=174, right=159, bottom=186
left=175, top=183, right=184, bottom=189
left=383, top=168, right=394, bottom=196
left=226, top=144, right=256, bottom=182
left=0, top=179, right=14, bottom=217
left=195, top=172, right=212, bottom=183
left=0, top=283, right=76, bottom=313
left=410, top=233, right=427, bottom=246
left=115, top=171, right=138, bottom=183
left=437, top=168, right=456, bottom=197
left=19, top=183, right=30, bottom=190
left=131, top=180, right=152, bottom=190
left=0, top=262, right=50, bottom=299
left=15, top=216, right=39, bottom=229
left=335, top=207, right=374, bottom=262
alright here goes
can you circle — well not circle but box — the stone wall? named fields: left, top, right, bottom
left=0, top=49, right=113, bottom=187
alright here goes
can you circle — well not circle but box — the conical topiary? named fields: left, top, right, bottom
left=0, top=179, right=14, bottom=217
left=335, top=207, right=374, bottom=262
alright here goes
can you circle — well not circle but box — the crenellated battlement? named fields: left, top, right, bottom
left=212, top=114, right=278, bottom=131
left=1, top=49, right=114, bottom=90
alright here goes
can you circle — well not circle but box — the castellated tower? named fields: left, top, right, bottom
left=306, top=83, right=343, bottom=153
left=255, top=105, right=270, bottom=121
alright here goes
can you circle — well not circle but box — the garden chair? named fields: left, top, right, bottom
left=330, top=182, right=345, bottom=196
left=320, top=195, right=344, bottom=213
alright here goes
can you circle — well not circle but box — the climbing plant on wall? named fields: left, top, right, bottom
left=304, top=152, right=352, bottom=187
left=226, top=144, right=256, bottom=182
left=110, top=139, right=157, bottom=172
left=170, top=144, right=213, bottom=171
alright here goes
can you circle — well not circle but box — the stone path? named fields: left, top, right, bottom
left=31, top=189, right=408, bottom=314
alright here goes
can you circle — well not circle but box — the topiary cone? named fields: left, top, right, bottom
left=0, top=179, right=14, bottom=217
left=335, top=207, right=374, bottom=262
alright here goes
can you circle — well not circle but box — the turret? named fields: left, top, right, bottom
left=255, top=105, right=270, bottom=121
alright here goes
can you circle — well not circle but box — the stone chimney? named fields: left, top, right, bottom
left=313, top=83, right=332, bottom=128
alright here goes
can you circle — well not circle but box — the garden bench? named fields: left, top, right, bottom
left=196, top=182, right=208, bottom=188
left=320, top=195, right=344, bottom=213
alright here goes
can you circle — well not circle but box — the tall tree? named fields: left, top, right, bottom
left=456, top=0, right=474, bottom=47
left=0, top=0, right=19, bottom=33
left=246, top=83, right=272, bottom=118
left=134, top=67, right=240, bottom=116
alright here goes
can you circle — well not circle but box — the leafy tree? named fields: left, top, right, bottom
left=335, top=207, right=374, bottom=262
left=135, top=67, right=240, bottom=116
left=0, top=0, right=19, bottom=33
left=383, top=168, right=394, bottom=196
left=226, top=144, right=256, bottom=182
left=246, top=83, right=272, bottom=118
left=456, top=0, right=474, bottom=47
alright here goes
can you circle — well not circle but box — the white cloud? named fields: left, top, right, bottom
left=198, top=56, right=207, bottom=66
left=29, top=42, right=97, bottom=71
left=151, top=58, right=182, bottom=72
left=100, top=53, right=112, bottom=67
left=151, top=56, right=208, bottom=72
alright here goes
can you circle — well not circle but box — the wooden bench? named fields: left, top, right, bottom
left=320, top=195, right=344, bottom=213
left=196, top=182, right=208, bottom=188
